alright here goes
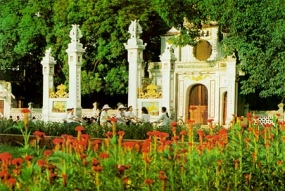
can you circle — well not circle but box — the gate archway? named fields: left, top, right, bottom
left=188, top=84, right=208, bottom=124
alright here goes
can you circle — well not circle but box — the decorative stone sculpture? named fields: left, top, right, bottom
left=69, top=24, right=83, bottom=43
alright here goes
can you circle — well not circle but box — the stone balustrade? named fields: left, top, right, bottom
left=8, top=108, right=118, bottom=122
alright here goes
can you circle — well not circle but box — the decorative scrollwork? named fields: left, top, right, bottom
left=49, top=84, right=69, bottom=98
left=138, top=84, right=162, bottom=99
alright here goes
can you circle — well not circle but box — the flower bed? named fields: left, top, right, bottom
left=0, top=112, right=284, bottom=190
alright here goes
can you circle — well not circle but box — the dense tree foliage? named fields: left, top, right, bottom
left=0, top=0, right=169, bottom=106
left=154, top=0, right=285, bottom=102
left=1, top=0, right=285, bottom=108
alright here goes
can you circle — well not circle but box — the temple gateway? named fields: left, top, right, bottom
left=125, top=20, right=239, bottom=125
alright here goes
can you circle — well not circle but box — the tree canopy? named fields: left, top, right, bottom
left=1, top=0, right=285, bottom=107
left=0, top=0, right=169, bottom=106
left=154, top=0, right=285, bottom=102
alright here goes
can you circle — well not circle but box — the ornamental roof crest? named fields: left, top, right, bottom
left=128, top=20, right=142, bottom=39
left=69, top=24, right=82, bottom=42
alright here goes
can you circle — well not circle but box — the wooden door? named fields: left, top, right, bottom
left=0, top=100, right=4, bottom=116
left=189, top=84, right=208, bottom=124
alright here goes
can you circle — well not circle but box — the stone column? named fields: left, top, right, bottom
left=226, top=55, right=237, bottom=124
left=41, top=48, right=56, bottom=121
left=124, top=20, right=146, bottom=116
left=66, top=24, right=85, bottom=118
left=160, top=43, right=176, bottom=118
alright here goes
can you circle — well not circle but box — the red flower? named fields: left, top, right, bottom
left=92, top=165, right=102, bottom=172
left=37, top=159, right=46, bottom=168
left=158, top=171, right=167, bottom=180
left=207, top=119, right=214, bottom=123
left=170, top=121, right=177, bottom=127
left=7, top=177, right=17, bottom=186
left=118, top=131, right=125, bottom=136
left=142, top=147, right=150, bottom=153
left=197, top=129, right=204, bottom=136
left=110, top=117, right=117, bottom=122
left=92, top=158, right=100, bottom=166
left=144, top=178, right=154, bottom=185
left=12, top=158, right=24, bottom=166
left=179, top=130, right=187, bottom=135
left=24, top=155, right=33, bottom=161
left=99, top=152, right=109, bottom=159
left=186, top=119, right=195, bottom=124
left=53, top=138, right=63, bottom=145
left=122, top=141, right=136, bottom=150
left=81, top=134, right=90, bottom=140
left=44, top=150, right=52, bottom=157
left=0, top=152, right=12, bottom=161
left=80, top=154, right=87, bottom=159
left=75, top=126, right=85, bottom=131
left=247, top=112, right=252, bottom=118
left=21, top=108, right=30, bottom=113
left=33, top=131, right=46, bottom=138
left=92, top=140, right=101, bottom=145
left=277, top=160, right=283, bottom=165
left=116, top=164, right=130, bottom=174
left=106, top=131, right=113, bottom=137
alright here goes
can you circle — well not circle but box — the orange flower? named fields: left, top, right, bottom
left=92, top=166, right=102, bottom=172
left=106, top=131, right=113, bottom=138
left=110, top=117, right=117, bottom=122
left=62, top=174, right=67, bottom=187
left=0, top=152, right=12, bottom=161
left=12, top=158, right=23, bottom=166
left=7, top=177, right=17, bottom=187
left=122, top=141, right=136, bottom=151
left=92, top=140, right=101, bottom=145
left=170, top=121, right=177, bottom=127
left=24, top=155, right=33, bottom=161
left=207, top=119, right=214, bottom=123
left=118, top=131, right=125, bottom=137
left=44, top=150, right=52, bottom=157
left=75, top=126, right=85, bottom=132
left=99, top=152, right=109, bottom=159
left=277, top=160, right=283, bottom=165
left=145, top=178, right=154, bottom=185
left=92, top=158, right=100, bottom=166
left=53, top=138, right=63, bottom=145
left=33, top=131, right=46, bottom=141
left=179, top=130, right=187, bottom=135
left=186, top=119, right=195, bottom=124
left=158, top=171, right=167, bottom=180
left=116, top=164, right=130, bottom=175
left=21, top=108, right=30, bottom=113
left=37, top=159, right=46, bottom=168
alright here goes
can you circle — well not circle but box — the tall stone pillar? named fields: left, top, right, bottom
left=124, top=20, right=146, bottom=116
left=160, top=44, right=176, bottom=118
left=226, top=55, right=237, bottom=124
left=41, top=48, right=56, bottom=121
left=66, top=24, right=85, bottom=117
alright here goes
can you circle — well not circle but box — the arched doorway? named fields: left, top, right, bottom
left=223, top=92, right=228, bottom=125
left=188, top=84, right=208, bottom=124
